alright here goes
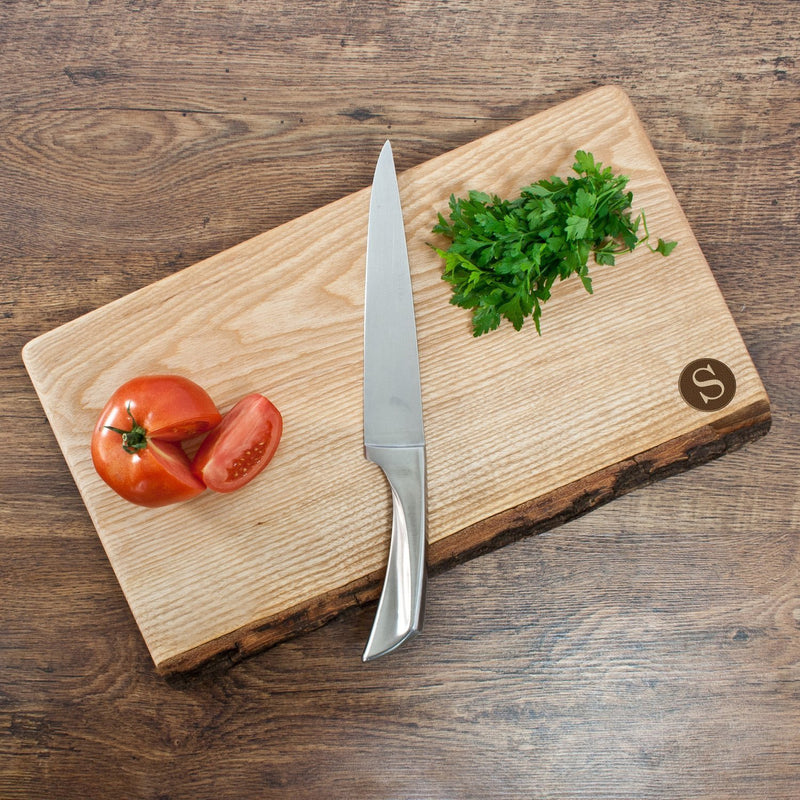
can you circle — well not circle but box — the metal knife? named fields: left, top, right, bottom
left=362, top=140, right=427, bottom=662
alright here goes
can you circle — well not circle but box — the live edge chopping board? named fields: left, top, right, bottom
left=23, top=86, right=770, bottom=674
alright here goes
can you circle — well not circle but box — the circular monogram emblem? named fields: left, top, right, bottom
left=679, top=359, right=736, bottom=411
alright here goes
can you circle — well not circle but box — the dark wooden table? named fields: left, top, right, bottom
left=2, top=2, right=798, bottom=797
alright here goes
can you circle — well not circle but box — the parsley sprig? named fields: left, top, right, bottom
left=431, top=150, right=677, bottom=336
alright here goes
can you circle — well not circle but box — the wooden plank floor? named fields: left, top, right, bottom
left=2, top=1, right=798, bottom=797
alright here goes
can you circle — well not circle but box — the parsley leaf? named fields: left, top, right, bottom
left=655, top=238, right=678, bottom=256
left=431, top=150, right=678, bottom=336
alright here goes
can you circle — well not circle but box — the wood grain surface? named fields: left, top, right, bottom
left=2, top=1, right=798, bottom=798
left=21, top=84, right=770, bottom=674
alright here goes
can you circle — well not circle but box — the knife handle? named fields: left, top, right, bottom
left=362, top=444, right=427, bottom=662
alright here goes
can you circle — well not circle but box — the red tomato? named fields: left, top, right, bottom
left=91, top=375, right=222, bottom=507
left=191, top=393, right=282, bottom=493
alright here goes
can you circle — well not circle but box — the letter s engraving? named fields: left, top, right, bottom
left=679, top=358, right=736, bottom=411
left=691, top=363, right=726, bottom=405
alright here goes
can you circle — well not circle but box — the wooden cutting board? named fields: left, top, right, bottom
left=22, top=86, right=770, bottom=675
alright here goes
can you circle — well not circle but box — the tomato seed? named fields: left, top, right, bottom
left=224, top=439, right=272, bottom=483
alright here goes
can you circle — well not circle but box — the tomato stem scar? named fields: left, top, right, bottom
left=105, top=402, right=148, bottom=454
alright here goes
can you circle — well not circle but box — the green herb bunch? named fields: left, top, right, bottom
left=431, top=150, right=677, bottom=336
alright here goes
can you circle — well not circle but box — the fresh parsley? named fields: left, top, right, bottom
left=431, top=150, right=677, bottom=336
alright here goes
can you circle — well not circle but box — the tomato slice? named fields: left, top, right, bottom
left=112, top=375, right=222, bottom=442
left=91, top=375, right=222, bottom=508
left=191, top=394, right=282, bottom=493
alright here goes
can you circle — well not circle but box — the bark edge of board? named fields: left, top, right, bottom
left=159, top=399, right=770, bottom=676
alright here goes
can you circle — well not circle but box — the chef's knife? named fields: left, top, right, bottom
left=362, top=140, right=427, bottom=662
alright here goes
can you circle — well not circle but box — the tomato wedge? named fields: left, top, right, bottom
left=191, top=393, right=282, bottom=493
left=91, top=375, right=222, bottom=507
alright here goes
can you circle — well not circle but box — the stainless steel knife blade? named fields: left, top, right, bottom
left=362, top=140, right=427, bottom=662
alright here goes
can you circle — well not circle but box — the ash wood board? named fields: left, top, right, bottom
left=22, top=86, right=770, bottom=674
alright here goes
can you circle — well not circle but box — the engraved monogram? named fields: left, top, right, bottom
left=679, top=359, right=737, bottom=411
